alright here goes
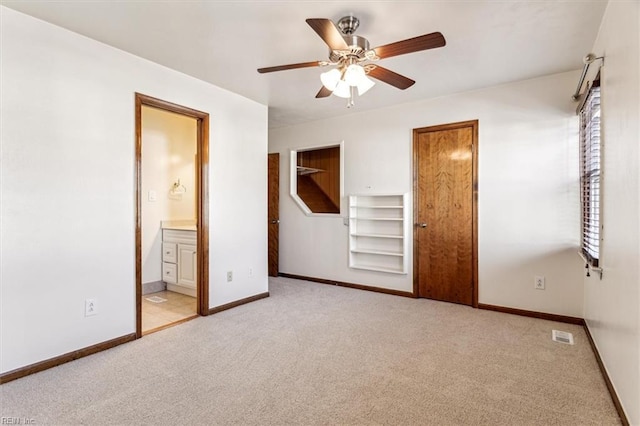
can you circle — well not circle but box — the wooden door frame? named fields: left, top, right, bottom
left=135, top=93, right=210, bottom=338
left=267, top=153, right=280, bottom=277
left=412, top=119, right=479, bottom=307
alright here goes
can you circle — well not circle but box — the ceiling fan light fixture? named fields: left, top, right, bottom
left=333, top=80, right=351, bottom=98
left=258, top=16, right=447, bottom=107
left=356, top=76, right=375, bottom=96
left=344, top=64, right=366, bottom=86
left=320, top=68, right=341, bottom=91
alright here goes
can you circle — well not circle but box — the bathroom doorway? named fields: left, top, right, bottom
left=135, top=93, right=210, bottom=338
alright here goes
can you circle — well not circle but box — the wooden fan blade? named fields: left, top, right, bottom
left=367, top=66, right=415, bottom=90
left=258, top=61, right=322, bottom=74
left=373, top=32, right=445, bottom=59
left=306, top=18, right=349, bottom=51
left=316, top=86, right=332, bottom=98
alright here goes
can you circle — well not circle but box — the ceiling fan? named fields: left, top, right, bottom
left=257, top=16, right=446, bottom=107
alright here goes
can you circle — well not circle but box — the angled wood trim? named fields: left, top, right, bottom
left=583, top=324, right=630, bottom=426
left=135, top=93, right=210, bottom=339
left=478, top=303, right=584, bottom=325
left=279, top=273, right=415, bottom=298
left=412, top=119, right=479, bottom=307
left=208, top=292, right=270, bottom=315
left=0, top=333, right=136, bottom=384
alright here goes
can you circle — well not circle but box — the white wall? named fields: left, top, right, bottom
left=0, top=7, right=268, bottom=373
left=141, top=106, right=197, bottom=284
left=583, top=1, right=640, bottom=423
left=270, top=70, right=584, bottom=317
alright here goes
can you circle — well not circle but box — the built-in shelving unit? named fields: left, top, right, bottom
left=348, top=194, right=409, bottom=274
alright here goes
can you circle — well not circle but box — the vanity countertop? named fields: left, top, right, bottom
left=161, top=220, right=197, bottom=231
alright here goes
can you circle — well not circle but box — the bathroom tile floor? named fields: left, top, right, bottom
left=142, top=290, right=197, bottom=334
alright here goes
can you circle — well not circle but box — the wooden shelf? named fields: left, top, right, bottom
left=348, top=194, right=409, bottom=274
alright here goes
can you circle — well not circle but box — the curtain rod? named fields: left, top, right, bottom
left=572, top=53, right=604, bottom=101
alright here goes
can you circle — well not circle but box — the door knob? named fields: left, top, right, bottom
left=416, top=223, right=427, bottom=228
left=271, top=219, right=280, bottom=224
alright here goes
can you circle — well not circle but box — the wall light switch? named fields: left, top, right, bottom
left=148, top=190, right=157, bottom=202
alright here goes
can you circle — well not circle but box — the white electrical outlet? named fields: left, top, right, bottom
left=85, top=298, right=97, bottom=316
left=227, top=271, right=233, bottom=282
left=534, top=276, right=545, bottom=290
left=248, top=268, right=253, bottom=278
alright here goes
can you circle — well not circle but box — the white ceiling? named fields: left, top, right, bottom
left=3, top=1, right=608, bottom=128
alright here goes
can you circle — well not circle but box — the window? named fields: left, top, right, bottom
left=579, top=81, right=601, bottom=267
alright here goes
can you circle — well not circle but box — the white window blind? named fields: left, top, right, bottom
left=579, top=82, right=601, bottom=267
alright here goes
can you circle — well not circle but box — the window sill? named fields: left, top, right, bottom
left=578, top=250, right=603, bottom=278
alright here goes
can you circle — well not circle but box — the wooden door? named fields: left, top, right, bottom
left=268, top=153, right=280, bottom=277
left=413, top=120, right=478, bottom=306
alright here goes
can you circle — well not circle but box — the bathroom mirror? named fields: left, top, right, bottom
left=290, top=142, right=344, bottom=216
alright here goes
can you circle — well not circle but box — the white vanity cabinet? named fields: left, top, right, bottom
left=162, top=228, right=197, bottom=297
left=177, top=244, right=197, bottom=288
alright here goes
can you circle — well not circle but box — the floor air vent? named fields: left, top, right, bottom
left=552, top=330, right=574, bottom=345
left=145, top=296, right=167, bottom=304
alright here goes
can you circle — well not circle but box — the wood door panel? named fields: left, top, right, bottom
left=268, top=153, right=280, bottom=277
left=414, top=122, right=477, bottom=306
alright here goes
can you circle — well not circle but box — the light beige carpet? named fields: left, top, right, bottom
left=0, top=277, right=620, bottom=425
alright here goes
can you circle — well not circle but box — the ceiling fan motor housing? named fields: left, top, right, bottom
left=329, top=35, right=370, bottom=62
left=337, top=15, right=359, bottom=34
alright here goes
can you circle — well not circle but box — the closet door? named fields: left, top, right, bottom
left=413, top=120, right=478, bottom=306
